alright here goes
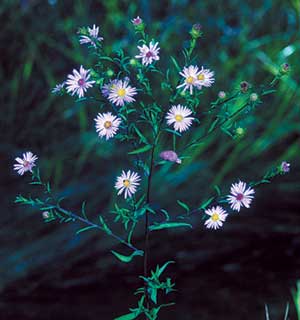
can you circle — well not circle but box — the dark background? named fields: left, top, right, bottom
left=1, top=0, right=300, bottom=319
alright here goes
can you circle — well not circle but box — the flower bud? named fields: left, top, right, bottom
left=218, top=91, right=226, bottom=99
left=280, top=161, right=290, bottom=173
left=160, top=150, right=181, bottom=164
left=250, top=93, right=258, bottom=102
left=130, top=58, right=138, bottom=66
left=240, top=81, right=250, bottom=93
left=42, top=211, right=50, bottom=219
left=235, top=127, right=245, bottom=137
left=281, top=63, right=290, bottom=74
left=131, top=16, right=145, bottom=31
left=190, top=23, right=202, bottom=39
left=106, top=69, right=114, bottom=77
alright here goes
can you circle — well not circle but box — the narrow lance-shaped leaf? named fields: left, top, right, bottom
left=128, top=144, right=152, bottom=155
left=111, top=250, right=143, bottom=263
left=149, top=222, right=192, bottom=231
left=177, top=200, right=190, bottom=212
left=114, top=313, right=138, bottom=320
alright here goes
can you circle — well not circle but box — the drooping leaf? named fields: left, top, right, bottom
left=200, top=197, right=215, bottom=210
left=111, top=250, right=143, bottom=263
left=149, top=222, right=192, bottom=231
left=177, top=200, right=190, bottom=212
left=156, top=261, right=175, bottom=278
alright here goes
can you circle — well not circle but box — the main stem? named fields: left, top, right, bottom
left=144, top=143, right=155, bottom=311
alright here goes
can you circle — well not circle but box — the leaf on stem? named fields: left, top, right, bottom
left=111, top=250, right=143, bottom=263
left=149, top=222, right=192, bottom=231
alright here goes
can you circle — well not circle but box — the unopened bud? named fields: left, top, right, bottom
left=280, top=161, right=290, bottom=173
left=131, top=16, right=145, bottom=31
left=240, top=81, right=250, bottom=93
left=218, top=91, right=226, bottom=99
left=130, top=58, right=137, bottom=66
left=235, top=127, right=245, bottom=137
left=160, top=150, right=181, bottom=164
left=190, top=23, right=202, bottom=39
left=42, top=211, right=50, bottom=219
left=281, top=63, right=290, bottom=74
left=250, top=93, right=258, bottom=102
left=106, top=69, right=114, bottom=77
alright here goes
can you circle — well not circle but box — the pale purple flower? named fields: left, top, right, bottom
left=14, top=151, right=38, bottom=176
left=101, top=79, right=119, bottom=98
left=195, top=66, right=215, bottom=89
left=227, top=181, right=255, bottom=212
left=115, top=170, right=141, bottom=199
left=94, top=112, right=121, bottom=140
left=79, top=24, right=103, bottom=47
left=108, top=79, right=137, bottom=107
left=281, top=161, right=290, bottom=173
left=51, top=82, right=65, bottom=94
left=204, top=206, right=228, bottom=230
left=176, top=65, right=201, bottom=94
left=66, top=66, right=95, bottom=98
left=166, top=105, right=194, bottom=133
left=159, top=150, right=181, bottom=164
left=131, top=16, right=143, bottom=26
left=135, top=41, right=160, bottom=66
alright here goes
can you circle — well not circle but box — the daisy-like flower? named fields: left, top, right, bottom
left=135, top=41, right=160, bottom=66
left=165, top=105, right=194, bottom=133
left=195, top=66, right=215, bottom=89
left=94, top=112, right=121, bottom=140
left=79, top=24, right=103, bottom=47
left=66, top=65, right=95, bottom=98
left=108, top=79, right=137, bottom=107
left=101, top=79, right=120, bottom=98
left=115, top=170, right=141, bottom=199
left=14, top=151, right=38, bottom=176
left=176, top=65, right=201, bottom=94
left=227, top=181, right=255, bottom=212
left=51, top=82, right=65, bottom=95
left=204, top=206, right=228, bottom=230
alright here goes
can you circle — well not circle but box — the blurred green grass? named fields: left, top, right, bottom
left=1, top=0, right=300, bottom=319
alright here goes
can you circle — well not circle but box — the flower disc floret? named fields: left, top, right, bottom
left=227, top=181, right=255, bottom=212
left=94, top=112, right=121, bottom=140
left=135, top=41, right=160, bottom=66
left=204, top=206, right=228, bottom=230
left=165, top=105, right=194, bottom=132
left=14, top=151, right=38, bottom=176
left=115, top=170, right=141, bottom=199
left=108, top=79, right=137, bottom=107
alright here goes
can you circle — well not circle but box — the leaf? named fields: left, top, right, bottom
left=128, top=144, right=152, bottom=155
left=177, top=200, right=190, bottom=212
left=150, top=288, right=157, bottom=304
left=114, top=313, right=138, bottom=320
left=156, top=261, right=175, bottom=277
left=170, top=56, right=181, bottom=72
left=200, top=197, right=215, bottom=209
left=214, top=185, right=221, bottom=196
left=208, top=118, right=219, bottom=133
left=76, top=225, right=97, bottom=235
left=149, top=222, right=192, bottom=231
left=164, top=128, right=182, bottom=136
left=111, top=250, right=143, bottom=263
left=133, top=126, right=149, bottom=145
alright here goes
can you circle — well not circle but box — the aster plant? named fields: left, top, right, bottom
left=14, top=19, right=292, bottom=319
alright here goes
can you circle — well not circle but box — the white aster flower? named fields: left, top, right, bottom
left=14, top=151, right=38, bottom=176
left=135, top=41, right=160, bottom=66
left=66, top=65, right=95, bottom=98
left=51, top=81, right=65, bottom=94
left=94, top=112, right=121, bottom=140
left=204, top=206, right=228, bottom=230
left=165, top=104, right=194, bottom=132
left=195, top=66, right=215, bottom=89
left=115, top=170, right=141, bottom=199
left=108, top=79, right=137, bottom=107
left=227, top=181, right=255, bottom=212
left=176, top=65, right=201, bottom=94
left=79, top=24, right=103, bottom=47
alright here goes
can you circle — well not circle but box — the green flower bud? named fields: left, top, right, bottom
left=250, top=93, right=258, bottom=102
left=106, top=69, right=114, bottom=77
left=190, top=23, right=202, bottom=39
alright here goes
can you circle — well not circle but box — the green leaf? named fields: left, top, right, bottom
left=170, top=56, right=181, bottom=72
left=156, top=261, right=175, bottom=277
left=149, top=222, right=192, bottom=231
left=76, top=225, right=97, bottom=235
left=177, top=200, right=190, bottom=212
left=214, top=185, right=221, bottom=196
left=114, top=313, right=138, bottom=320
left=111, top=250, right=143, bottom=263
left=128, top=144, right=152, bottom=155
left=200, top=197, right=215, bottom=210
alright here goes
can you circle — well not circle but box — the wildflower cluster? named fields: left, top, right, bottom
left=16, top=17, right=292, bottom=319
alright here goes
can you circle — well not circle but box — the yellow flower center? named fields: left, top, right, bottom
left=123, top=179, right=131, bottom=187
left=117, top=88, right=126, bottom=97
left=104, top=121, right=112, bottom=129
left=186, top=76, right=194, bottom=84
left=198, top=74, right=205, bottom=81
left=211, top=213, right=219, bottom=222
left=175, top=114, right=183, bottom=122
